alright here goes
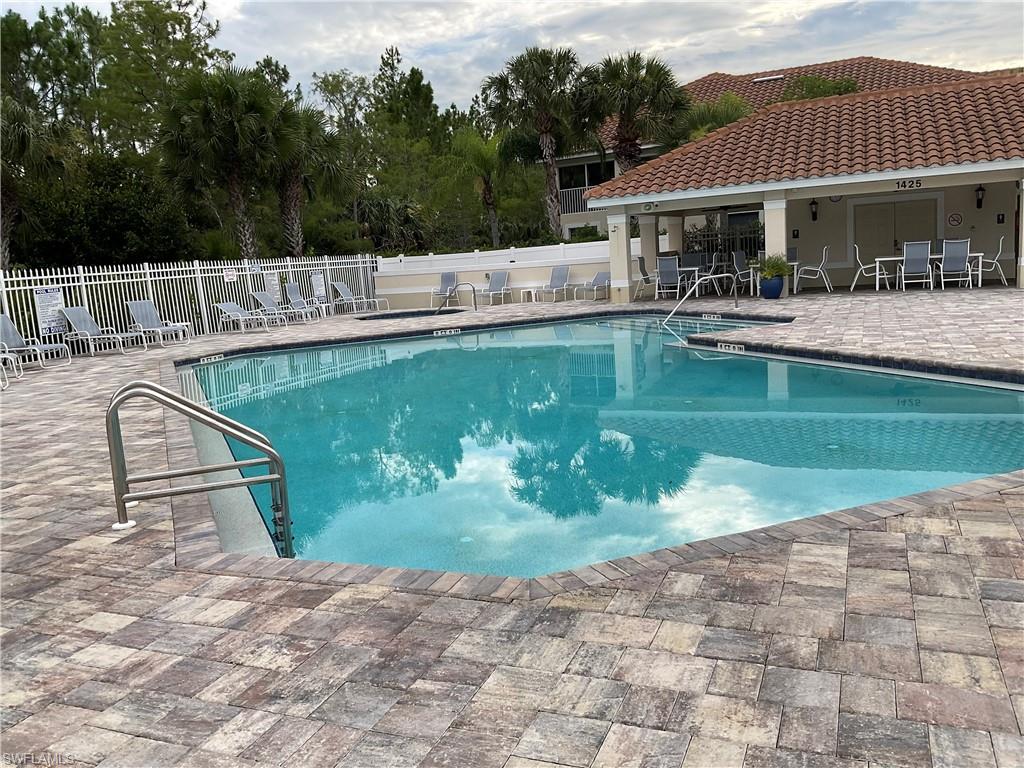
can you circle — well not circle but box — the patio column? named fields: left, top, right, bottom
left=607, top=212, right=632, bottom=304
left=638, top=215, right=659, bottom=282
left=666, top=215, right=684, bottom=254
left=1017, top=177, right=1024, bottom=289
left=763, top=197, right=787, bottom=256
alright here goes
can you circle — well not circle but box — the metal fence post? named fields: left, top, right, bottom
left=76, top=265, right=90, bottom=312
left=194, top=261, right=211, bottom=336
left=285, top=256, right=294, bottom=281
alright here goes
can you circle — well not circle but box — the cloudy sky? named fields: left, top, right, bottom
left=9, top=0, right=1023, bottom=106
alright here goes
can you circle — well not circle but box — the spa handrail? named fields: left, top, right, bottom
left=661, top=273, right=738, bottom=344
left=105, top=379, right=294, bottom=558
left=433, top=282, right=478, bottom=313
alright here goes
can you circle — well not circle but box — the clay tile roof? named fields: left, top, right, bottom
left=682, top=55, right=981, bottom=109
left=586, top=75, right=1024, bottom=202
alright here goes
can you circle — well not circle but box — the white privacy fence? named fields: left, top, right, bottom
left=377, top=239, right=622, bottom=274
left=0, top=255, right=377, bottom=346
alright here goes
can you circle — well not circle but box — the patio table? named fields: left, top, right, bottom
left=874, top=253, right=983, bottom=290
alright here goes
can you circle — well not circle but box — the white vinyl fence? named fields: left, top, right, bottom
left=0, top=254, right=377, bottom=349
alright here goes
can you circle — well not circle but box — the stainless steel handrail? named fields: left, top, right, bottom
left=105, top=379, right=294, bottom=558
left=661, top=273, right=739, bottom=345
left=433, top=282, right=478, bottom=314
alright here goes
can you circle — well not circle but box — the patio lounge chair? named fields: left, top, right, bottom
left=127, top=299, right=192, bottom=346
left=214, top=302, right=276, bottom=333
left=656, top=255, right=686, bottom=299
left=284, top=283, right=323, bottom=320
left=481, top=271, right=512, bottom=305
left=732, top=250, right=758, bottom=295
left=974, top=235, right=1008, bottom=287
left=62, top=306, right=147, bottom=355
left=898, top=241, right=933, bottom=290
left=849, top=244, right=890, bottom=291
left=0, top=313, right=71, bottom=368
left=633, top=258, right=655, bottom=300
left=252, top=292, right=316, bottom=324
left=332, top=281, right=387, bottom=313
left=575, top=271, right=610, bottom=300
left=935, top=239, right=973, bottom=289
left=794, top=246, right=833, bottom=293
left=431, top=272, right=460, bottom=307
left=1, top=351, right=24, bottom=389
left=538, top=265, right=571, bottom=302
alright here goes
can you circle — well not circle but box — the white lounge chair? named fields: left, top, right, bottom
left=898, top=241, right=933, bottom=290
left=252, top=291, right=317, bottom=324
left=849, top=245, right=890, bottom=291
left=284, top=283, right=323, bottom=320
left=481, top=271, right=512, bottom=305
left=214, top=302, right=277, bottom=333
left=127, top=299, right=192, bottom=346
left=575, top=271, right=610, bottom=300
left=935, top=239, right=973, bottom=289
left=62, top=306, right=147, bottom=355
left=1, top=351, right=24, bottom=389
left=538, top=265, right=571, bottom=302
left=0, top=313, right=71, bottom=367
left=332, top=281, right=387, bottom=313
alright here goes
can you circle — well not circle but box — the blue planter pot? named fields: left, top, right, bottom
left=761, top=276, right=784, bottom=299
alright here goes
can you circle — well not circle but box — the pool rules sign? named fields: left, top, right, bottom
left=33, top=285, right=67, bottom=337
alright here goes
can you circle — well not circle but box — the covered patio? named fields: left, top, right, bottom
left=589, top=75, right=1024, bottom=301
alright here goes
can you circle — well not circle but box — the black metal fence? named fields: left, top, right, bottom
left=683, top=221, right=765, bottom=258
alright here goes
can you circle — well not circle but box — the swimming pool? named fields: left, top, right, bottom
left=192, top=315, right=1024, bottom=577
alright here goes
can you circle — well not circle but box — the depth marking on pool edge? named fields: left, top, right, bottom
left=433, top=328, right=462, bottom=336
left=199, top=354, right=225, bottom=363
left=701, top=313, right=722, bottom=320
left=717, top=342, right=745, bottom=352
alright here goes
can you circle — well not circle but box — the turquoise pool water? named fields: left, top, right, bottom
left=193, top=315, right=1024, bottom=577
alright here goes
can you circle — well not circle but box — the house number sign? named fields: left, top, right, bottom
left=895, top=179, right=923, bottom=189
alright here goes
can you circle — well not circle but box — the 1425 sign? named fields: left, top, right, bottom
left=896, top=179, right=923, bottom=189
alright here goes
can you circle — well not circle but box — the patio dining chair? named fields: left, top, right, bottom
left=974, top=235, right=1008, bottom=287
left=431, top=272, right=460, bottom=307
left=935, top=239, right=973, bottom=289
left=214, top=302, right=277, bottom=333
left=0, top=312, right=72, bottom=368
left=538, top=265, right=571, bottom=302
left=332, top=281, right=387, bottom=313
left=61, top=306, right=147, bottom=355
left=898, top=241, right=933, bottom=290
left=575, top=271, right=610, bottom=300
left=732, top=250, right=758, bottom=295
left=127, top=299, right=192, bottom=346
left=656, top=255, right=686, bottom=299
left=284, top=283, right=323, bottom=320
left=633, top=258, right=655, bottom=300
left=794, top=245, right=833, bottom=293
left=849, top=244, right=890, bottom=291
left=481, top=271, right=513, bottom=305
left=252, top=291, right=317, bottom=324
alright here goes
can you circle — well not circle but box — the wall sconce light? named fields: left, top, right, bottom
left=809, top=199, right=819, bottom=222
left=975, top=185, right=985, bottom=209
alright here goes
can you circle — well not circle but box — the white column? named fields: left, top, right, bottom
left=638, top=215, right=659, bottom=287
left=763, top=197, right=788, bottom=256
left=1017, top=177, right=1024, bottom=289
left=666, top=215, right=684, bottom=254
left=607, top=212, right=632, bottom=304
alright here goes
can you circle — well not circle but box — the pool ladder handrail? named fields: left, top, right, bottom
left=433, top=282, right=478, bottom=314
left=105, top=380, right=295, bottom=558
left=661, top=272, right=739, bottom=345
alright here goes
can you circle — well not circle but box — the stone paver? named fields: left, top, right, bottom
left=1, top=293, right=1022, bottom=767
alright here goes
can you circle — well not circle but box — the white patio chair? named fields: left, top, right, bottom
left=633, top=258, right=655, bottom=300
left=127, top=299, right=192, bottom=346
left=732, top=250, right=758, bottom=295
left=935, top=239, right=973, bottom=289
left=898, top=241, right=933, bottom=290
left=537, top=265, right=571, bottom=302
left=656, top=255, right=686, bottom=299
left=794, top=245, right=833, bottom=292
left=61, top=306, right=147, bottom=355
left=849, top=244, right=890, bottom=291
left=431, top=272, right=460, bottom=307
left=0, top=313, right=71, bottom=368
left=481, top=271, right=513, bottom=305
left=575, top=271, right=610, bottom=300
left=974, top=235, right=1008, bottom=287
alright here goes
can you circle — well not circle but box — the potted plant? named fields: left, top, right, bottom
left=759, top=254, right=792, bottom=299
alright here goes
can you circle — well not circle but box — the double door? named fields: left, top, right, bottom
left=854, top=199, right=938, bottom=258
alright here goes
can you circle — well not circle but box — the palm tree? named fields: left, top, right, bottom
left=592, top=52, right=689, bottom=172
left=482, top=47, right=586, bottom=238
left=0, top=96, right=72, bottom=269
left=662, top=91, right=752, bottom=146
left=277, top=102, right=350, bottom=259
left=160, top=67, right=289, bottom=261
left=451, top=127, right=503, bottom=248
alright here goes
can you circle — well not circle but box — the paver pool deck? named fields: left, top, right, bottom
left=2, top=289, right=1023, bottom=768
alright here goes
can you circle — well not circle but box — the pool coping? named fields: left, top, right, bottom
left=158, top=306, right=1024, bottom=601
